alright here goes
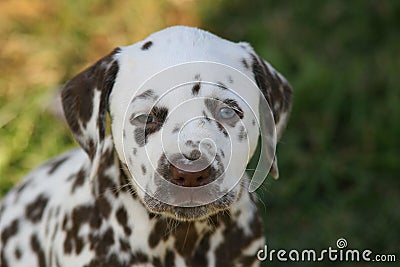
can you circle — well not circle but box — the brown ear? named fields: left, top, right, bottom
left=61, top=48, right=121, bottom=160
left=251, top=54, right=293, bottom=179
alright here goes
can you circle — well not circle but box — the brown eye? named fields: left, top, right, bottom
left=133, top=114, right=158, bottom=127
left=145, top=114, right=157, bottom=125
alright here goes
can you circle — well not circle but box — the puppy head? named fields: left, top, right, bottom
left=61, top=26, right=292, bottom=221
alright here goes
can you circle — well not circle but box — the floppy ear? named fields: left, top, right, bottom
left=61, top=48, right=121, bottom=175
left=251, top=54, right=293, bottom=179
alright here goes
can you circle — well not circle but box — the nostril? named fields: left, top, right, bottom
left=169, top=164, right=212, bottom=187
left=183, top=149, right=201, bottom=161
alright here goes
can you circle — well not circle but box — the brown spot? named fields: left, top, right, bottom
left=63, top=204, right=105, bottom=255
left=172, top=125, right=180, bottom=134
left=87, top=139, right=96, bottom=160
left=48, top=156, right=69, bottom=174
left=31, top=235, right=46, bottom=267
left=148, top=219, right=169, bottom=248
left=251, top=53, right=292, bottom=125
left=130, top=251, right=149, bottom=265
left=238, top=126, right=247, bottom=141
left=192, top=83, right=201, bottom=95
left=165, top=250, right=175, bottom=267
left=186, top=232, right=210, bottom=267
left=26, top=195, right=49, bottom=222
left=141, top=164, right=147, bottom=175
left=241, top=58, right=249, bottom=69
left=148, top=212, right=158, bottom=220
left=174, top=222, right=198, bottom=257
left=64, top=206, right=88, bottom=254
left=1, top=219, right=18, bottom=244
left=96, top=197, right=112, bottom=219
left=185, top=140, right=194, bottom=147
left=141, top=41, right=153, bottom=50
left=15, top=247, right=22, bottom=259
left=84, top=259, right=101, bottom=267
left=98, top=176, right=118, bottom=197
left=1, top=251, right=9, bottom=267
left=134, top=106, right=169, bottom=147
left=71, top=169, right=86, bottom=193
left=89, top=207, right=103, bottom=229
left=116, top=207, right=132, bottom=236
left=220, top=149, right=225, bottom=158
left=202, top=111, right=211, bottom=122
left=62, top=215, right=68, bottom=230
left=89, top=228, right=115, bottom=256
left=85, top=253, right=123, bottom=267
left=96, top=146, right=118, bottom=195
left=238, top=255, right=258, bottom=266
left=15, top=180, right=32, bottom=195
left=100, top=148, right=116, bottom=170
left=216, top=121, right=228, bottom=137
left=119, top=238, right=131, bottom=251
left=152, top=257, right=162, bottom=267
left=215, top=211, right=263, bottom=266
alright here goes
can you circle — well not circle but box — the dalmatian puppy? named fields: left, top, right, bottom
left=0, top=26, right=292, bottom=267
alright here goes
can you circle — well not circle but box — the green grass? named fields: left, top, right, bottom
left=1, top=1, right=399, bottom=266
left=200, top=1, right=400, bottom=266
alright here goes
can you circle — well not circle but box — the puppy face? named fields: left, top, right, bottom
left=62, top=26, right=292, bottom=221
left=118, top=72, right=260, bottom=220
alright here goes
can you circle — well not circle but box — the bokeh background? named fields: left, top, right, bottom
left=1, top=0, right=399, bottom=266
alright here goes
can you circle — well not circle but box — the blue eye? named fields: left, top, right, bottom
left=219, top=107, right=236, bottom=119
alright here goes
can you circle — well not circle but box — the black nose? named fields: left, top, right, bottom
left=170, top=164, right=212, bottom=187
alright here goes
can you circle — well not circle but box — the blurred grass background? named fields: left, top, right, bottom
left=0, top=0, right=399, bottom=266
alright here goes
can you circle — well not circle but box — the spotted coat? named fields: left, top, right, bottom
left=0, top=26, right=292, bottom=267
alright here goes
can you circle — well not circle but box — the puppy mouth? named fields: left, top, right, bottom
left=123, top=150, right=242, bottom=220
left=121, top=161, right=239, bottom=221
left=142, top=191, right=238, bottom=221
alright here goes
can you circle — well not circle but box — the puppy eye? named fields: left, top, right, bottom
left=133, top=114, right=158, bottom=126
left=218, top=107, right=236, bottom=120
